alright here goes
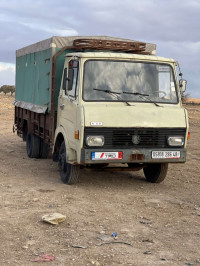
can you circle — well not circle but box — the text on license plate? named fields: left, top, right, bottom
left=92, top=152, right=123, bottom=160
left=152, top=151, right=180, bottom=159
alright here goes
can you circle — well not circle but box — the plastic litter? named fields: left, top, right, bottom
left=112, top=232, right=117, bottom=237
left=30, top=254, right=55, bottom=262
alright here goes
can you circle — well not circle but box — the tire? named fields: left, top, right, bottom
left=22, top=131, right=27, bottom=142
left=143, top=163, right=168, bottom=183
left=40, top=139, right=49, bottom=159
left=26, top=133, right=40, bottom=158
left=58, top=141, right=80, bottom=184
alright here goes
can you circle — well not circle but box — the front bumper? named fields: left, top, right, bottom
left=80, top=148, right=187, bottom=164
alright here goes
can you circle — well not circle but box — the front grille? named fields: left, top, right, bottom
left=84, top=127, right=186, bottom=149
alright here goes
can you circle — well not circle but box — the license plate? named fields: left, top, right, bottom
left=152, top=151, right=180, bottom=159
left=92, top=152, right=123, bottom=160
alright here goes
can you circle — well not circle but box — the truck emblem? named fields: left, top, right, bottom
left=132, top=135, right=140, bottom=145
left=90, top=122, right=103, bottom=126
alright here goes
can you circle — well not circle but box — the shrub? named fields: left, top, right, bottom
left=0, top=85, right=15, bottom=95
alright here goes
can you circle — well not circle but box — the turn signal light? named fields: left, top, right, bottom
left=75, top=130, right=79, bottom=140
left=187, top=132, right=190, bottom=140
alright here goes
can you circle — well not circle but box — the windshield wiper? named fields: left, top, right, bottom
left=123, top=92, right=149, bottom=97
left=93, top=88, right=131, bottom=106
left=123, top=91, right=161, bottom=107
left=93, top=88, right=121, bottom=94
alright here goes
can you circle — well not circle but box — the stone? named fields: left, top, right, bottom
left=42, top=213, right=66, bottom=225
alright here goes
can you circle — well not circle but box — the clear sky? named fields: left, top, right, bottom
left=0, top=0, right=199, bottom=97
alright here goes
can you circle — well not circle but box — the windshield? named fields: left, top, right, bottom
left=83, top=60, right=178, bottom=104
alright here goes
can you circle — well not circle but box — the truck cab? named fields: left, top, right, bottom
left=54, top=52, right=189, bottom=184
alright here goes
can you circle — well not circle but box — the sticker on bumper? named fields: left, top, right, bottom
left=92, top=152, right=123, bottom=160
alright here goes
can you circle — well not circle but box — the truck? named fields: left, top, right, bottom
left=14, top=36, right=189, bottom=184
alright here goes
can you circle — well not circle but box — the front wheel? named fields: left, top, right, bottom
left=143, top=163, right=168, bottom=183
left=58, top=141, right=80, bottom=185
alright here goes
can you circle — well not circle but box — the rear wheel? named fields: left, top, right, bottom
left=58, top=141, right=80, bottom=185
left=40, top=139, right=49, bottom=159
left=22, top=130, right=27, bottom=141
left=26, top=133, right=40, bottom=158
left=143, top=163, right=168, bottom=183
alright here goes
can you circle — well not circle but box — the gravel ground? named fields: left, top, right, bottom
left=0, top=94, right=199, bottom=266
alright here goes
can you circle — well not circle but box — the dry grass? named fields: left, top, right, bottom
left=184, top=97, right=200, bottom=104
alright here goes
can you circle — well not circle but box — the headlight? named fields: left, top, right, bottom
left=86, top=136, right=104, bottom=147
left=167, top=136, right=184, bottom=146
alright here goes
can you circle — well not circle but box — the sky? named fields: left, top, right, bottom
left=0, top=0, right=200, bottom=97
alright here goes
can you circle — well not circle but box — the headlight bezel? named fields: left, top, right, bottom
left=86, top=135, right=105, bottom=147
left=167, top=136, right=184, bottom=147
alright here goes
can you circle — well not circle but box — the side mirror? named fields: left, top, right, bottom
left=68, top=68, right=74, bottom=91
left=179, top=79, right=187, bottom=93
left=62, top=68, right=67, bottom=91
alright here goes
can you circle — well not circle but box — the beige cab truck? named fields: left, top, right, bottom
left=14, top=37, right=189, bottom=184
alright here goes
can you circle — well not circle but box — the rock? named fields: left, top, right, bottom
left=89, top=210, right=96, bottom=213
left=42, top=213, right=66, bottom=225
left=140, top=220, right=152, bottom=225
left=33, top=198, right=39, bottom=202
left=91, top=261, right=100, bottom=266
left=120, top=229, right=129, bottom=234
left=144, top=251, right=151, bottom=255
left=27, top=240, right=36, bottom=246
left=142, top=239, right=154, bottom=243
left=72, top=245, right=88, bottom=249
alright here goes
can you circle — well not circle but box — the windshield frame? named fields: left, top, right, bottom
left=82, top=59, right=179, bottom=105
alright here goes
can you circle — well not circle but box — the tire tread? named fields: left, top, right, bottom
left=143, top=163, right=168, bottom=183
left=58, top=141, right=80, bottom=185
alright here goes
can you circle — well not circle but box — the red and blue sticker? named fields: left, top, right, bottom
left=92, top=152, right=123, bottom=160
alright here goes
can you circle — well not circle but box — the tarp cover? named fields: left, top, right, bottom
left=14, top=100, right=47, bottom=114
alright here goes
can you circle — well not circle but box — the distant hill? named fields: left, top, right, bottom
left=184, top=98, right=200, bottom=104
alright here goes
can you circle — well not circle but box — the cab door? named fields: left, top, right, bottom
left=59, top=58, right=79, bottom=150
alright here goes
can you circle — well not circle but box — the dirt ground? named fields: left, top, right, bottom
left=0, top=94, right=199, bottom=266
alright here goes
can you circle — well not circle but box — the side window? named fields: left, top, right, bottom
left=68, top=60, right=79, bottom=98
left=62, top=68, right=67, bottom=91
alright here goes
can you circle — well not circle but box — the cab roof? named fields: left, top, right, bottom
left=66, top=52, right=176, bottom=64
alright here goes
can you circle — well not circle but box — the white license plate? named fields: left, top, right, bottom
left=152, top=151, right=180, bottom=159
left=92, top=152, right=123, bottom=160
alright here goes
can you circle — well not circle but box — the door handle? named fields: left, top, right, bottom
left=60, top=103, right=65, bottom=110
